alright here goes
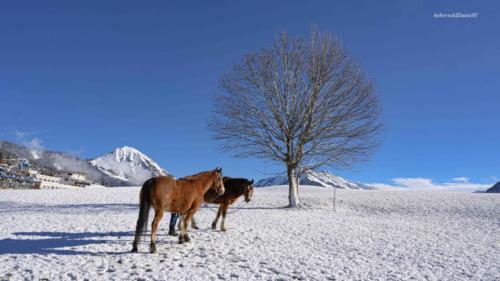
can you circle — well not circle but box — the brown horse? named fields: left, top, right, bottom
left=189, top=177, right=254, bottom=231
left=131, top=168, right=225, bottom=253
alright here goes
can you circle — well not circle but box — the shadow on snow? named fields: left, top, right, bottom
left=0, top=202, right=138, bottom=214
left=0, top=229, right=192, bottom=255
left=0, top=231, right=135, bottom=255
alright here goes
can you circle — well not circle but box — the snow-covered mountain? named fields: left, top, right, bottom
left=90, top=146, right=169, bottom=185
left=255, top=170, right=374, bottom=190
left=486, top=182, right=500, bottom=193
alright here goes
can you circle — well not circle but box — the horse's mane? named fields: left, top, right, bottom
left=179, top=170, right=215, bottom=182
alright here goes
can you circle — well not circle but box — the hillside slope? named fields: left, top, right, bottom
left=0, top=141, right=127, bottom=186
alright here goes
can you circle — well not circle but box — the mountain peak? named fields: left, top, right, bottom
left=90, top=146, right=169, bottom=185
left=111, top=146, right=147, bottom=162
left=115, top=146, right=140, bottom=153
left=255, top=169, right=373, bottom=190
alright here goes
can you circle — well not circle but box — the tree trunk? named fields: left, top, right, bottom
left=287, top=165, right=301, bottom=208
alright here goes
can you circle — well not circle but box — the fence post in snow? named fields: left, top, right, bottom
left=333, top=185, right=337, bottom=212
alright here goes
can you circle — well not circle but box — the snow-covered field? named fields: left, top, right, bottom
left=0, top=186, right=499, bottom=281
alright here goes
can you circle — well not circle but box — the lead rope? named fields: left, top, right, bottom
left=225, top=198, right=248, bottom=214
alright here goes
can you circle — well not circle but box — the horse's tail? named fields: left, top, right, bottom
left=132, top=179, right=153, bottom=251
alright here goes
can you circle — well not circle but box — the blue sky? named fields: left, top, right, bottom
left=1, top=1, right=498, bottom=188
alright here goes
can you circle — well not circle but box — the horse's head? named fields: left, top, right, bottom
left=243, top=179, right=254, bottom=203
left=212, top=167, right=225, bottom=196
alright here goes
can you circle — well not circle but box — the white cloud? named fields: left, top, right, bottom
left=24, top=137, right=45, bottom=159
left=368, top=183, right=400, bottom=190
left=14, top=130, right=29, bottom=139
left=369, top=177, right=492, bottom=192
left=24, top=137, right=44, bottom=151
left=392, top=177, right=434, bottom=188
left=13, top=130, right=45, bottom=160
left=452, top=177, right=469, bottom=183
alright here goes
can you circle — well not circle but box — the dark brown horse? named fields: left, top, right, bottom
left=131, top=168, right=225, bottom=253
left=189, top=177, right=254, bottom=231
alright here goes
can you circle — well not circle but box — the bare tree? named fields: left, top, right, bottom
left=210, top=28, right=382, bottom=207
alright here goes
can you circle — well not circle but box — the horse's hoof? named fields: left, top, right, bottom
left=192, top=225, right=199, bottom=230
left=150, top=244, right=157, bottom=253
left=184, top=235, right=191, bottom=242
left=131, top=247, right=138, bottom=253
left=211, top=224, right=217, bottom=230
left=179, top=235, right=185, bottom=244
left=221, top=228, right=227, bottom=232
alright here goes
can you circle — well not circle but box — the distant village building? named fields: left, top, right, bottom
left=1, top=158, right=93, bottom=189
left=0, top=161, right=35, bottom=189
left=29, top=170, right=92, bottom=189
left=30, top=171, right=66, bottom=189
left=57, top=171, right=91, bottom=187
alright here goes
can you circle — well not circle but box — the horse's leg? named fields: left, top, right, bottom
left=183, top=212, right=194, bottom=242
left=177, top=215, right=182, bottom=230
left=150, top=209, right=164, bottom=253
left=211, top=205, right=222, bottom=230
left=180, top=207, right=199, bottom=243
left=220, top=203, right=229, bottom=231
left=190, top=215, right=199, bottom=230
left=179, top=213, right=189, bottom=244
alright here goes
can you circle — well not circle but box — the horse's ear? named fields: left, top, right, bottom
left=250, top=179, right=254, bottom=184
left=215, top=167, right=222, bottom=173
